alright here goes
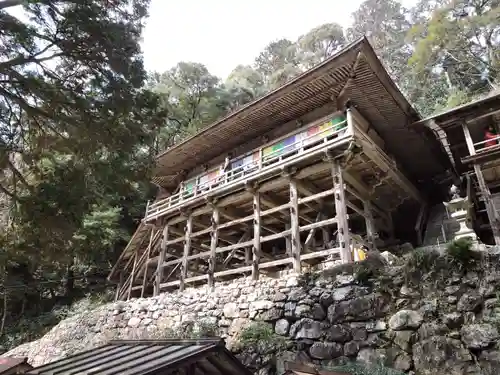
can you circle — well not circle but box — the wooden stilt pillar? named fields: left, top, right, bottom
left=245, top=247, right=251, bottom=265
left=141, top=228, right=155, bottom=297
left=331, top=160, right=352, bottom=263
left=285, top=224, right=292, bottom=256
left=208, top=206, right=219, bottom=290
left=290, top=179, right=302, bottom=273
left=180, top=215, right=193, bottom=291
left=154, top=224, right=169, bottom=296
left=127, top=248, right=139, bottom=300
left=252, top=191, right=261, bottom=280
left=474, top=164, right=500, bottom=245
left=363, top=201, right=377, bottom=251
left=115, top=272, right=123, bottom=301
left=321, top=213, right=331, bottom=248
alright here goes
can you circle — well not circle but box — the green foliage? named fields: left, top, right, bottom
left=238, top=321, right=288, bottom=354
left=354, top=252, right=386, bottom=285
left=0, top=291, right=113, bottom=350
left=403, top=248, right=441, bottom=276
left=327, top=361, right=405, bottom=375
left=446, top=237, right=478, bottom=268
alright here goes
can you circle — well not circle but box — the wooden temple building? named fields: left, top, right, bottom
left=415, top=93, right=500, bottom=245
left=107, top=37, right=483, bottom=300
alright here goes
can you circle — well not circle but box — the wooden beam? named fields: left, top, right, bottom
left=208, top=206, right=219, bottom=290
left=141, top=228, right=156, bottom=298
left=462, top=122, right=476, bottom=156
left=223, top=228, right=251, bottom=267
left=331, top=160, right=352, bottom=263
left=252, top=191, right=261, bottom=280
left=290, top=178, right=302, bottom=273
left=179, top=215, right=193, bottom=291
left=164, top=162, right=334, bottom=227
left=154, top=225, right=169, bottom=296
left=304, top=212, right=322, bottom=249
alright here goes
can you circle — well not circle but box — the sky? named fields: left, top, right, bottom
left=142, top=0, right=416, bottom=80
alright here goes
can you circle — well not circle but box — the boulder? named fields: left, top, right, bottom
left=443, top=312, right=464, bottom=329
left=412, top=336, right=472, bottom=375
left=223, top=302, right=240, bottom=318
left=275, top=319, right=290, bottom=336
left=309, top=342, right=343, bottom=360
left=457, top=294, right=483, bottom=312
left=344, top=341, right=361, bottom=357
left=388, top=310, right=423, bottom=330
left=326, top=325, right=352, bottom=343
left=328, top=294, right=388, bottom=322
left=356, top=348, right=387, bottom=365
left=289, top=319, right=324, bottom=340
left=461, top=324, right=499, bottom=350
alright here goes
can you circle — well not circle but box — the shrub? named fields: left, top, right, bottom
left=446, top=237, right=478, bottom=268
left=401, top=247, right=443, bottom=283
left=354, top=252, right=386, bottom=285
left=238, top=321, right=287, bottom=354
left=326, top=361, right=405, bottom=375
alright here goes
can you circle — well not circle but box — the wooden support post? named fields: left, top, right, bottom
left=304, top=212, right=322, bottom=250
left=245, top=247, right=251, bottom=265
left=115, top=272, right=123, bottom=301
left=346, top=107, right=355, bottom=137
left=285, top=224, right=291, bottom=256
left=180, top=215, right=193, bottom=291
left=462, top=122, right=476, bottom=156
left=252, top=191, right=261, bottom=280
left=154, top=224, right=169, bottom=296
left=363, top=201, right=377, bottom=251
left=331, top=160, right=352, bottom=263
left=127, top=248, right=139, bottom=300
left=141, top=228, right=155, bottom=298
left=474, top=164, right=500, bottom=245
left=289, top=178, right=302, bottom=273
left=208, top=206, right=219, bottom=290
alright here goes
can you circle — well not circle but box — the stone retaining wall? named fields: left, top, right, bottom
left=6, top=262, right=500, bottom=375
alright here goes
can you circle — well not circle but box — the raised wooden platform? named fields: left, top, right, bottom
left=112, top=109, right=424, bottom=300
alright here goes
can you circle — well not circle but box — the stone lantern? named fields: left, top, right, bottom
left=443, top=184, right=477, bottom=242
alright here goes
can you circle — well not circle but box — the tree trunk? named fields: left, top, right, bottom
left=64, top=260, right=75, bottom=297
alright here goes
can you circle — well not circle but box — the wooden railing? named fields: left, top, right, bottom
left=473, top=134, right=500, bottom=153
left=145, top=112, right=351, bottom=222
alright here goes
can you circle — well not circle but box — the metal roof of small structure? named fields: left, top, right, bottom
left=27, top=339, right=251, bottom=375
left=153, top=37, right=452, bottom=193
left=0, top=357, right=31, bottom=375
